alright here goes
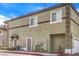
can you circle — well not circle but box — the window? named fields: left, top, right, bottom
left=0, top=30, right=3, bottom=35
left=51, top=12, right=56, bottom=22
left=29, top=16, right=38, bottom=27
left=0, top=31, right=2, bottom=33
left=50, top=10, right=62, bottom=24
left=4, top=24, right=8, bottom=28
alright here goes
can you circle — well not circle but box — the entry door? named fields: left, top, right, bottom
left=13, top=39, right=17, bottom=48
left=14, top=40, right=17, bottom=47
left=26, top=37, right=32, bottom=52
left=50, top=34, right=65, bottom=53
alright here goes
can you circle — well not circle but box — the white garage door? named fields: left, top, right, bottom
left=72, top=38, right=79, bottom=53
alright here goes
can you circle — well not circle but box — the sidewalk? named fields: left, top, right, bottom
left=0, top=50, right=58, bottom=56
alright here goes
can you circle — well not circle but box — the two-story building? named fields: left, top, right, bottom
left=4, top=3, right=79, bottom=54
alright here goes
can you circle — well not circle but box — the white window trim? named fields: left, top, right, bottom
left=29, top=16, right=38, bottom=27
left=50, top=10, right=62, bottom=24
left=26, top=37, right=32, bottom=51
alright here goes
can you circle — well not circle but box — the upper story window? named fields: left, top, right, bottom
left=0, top=30, right=3, bottom=35
left=4, top=24, right=8, bottom=28
left=51, top=12, right=56, bottom=22
left=0, top=31, right=2, bottom=33
left=29, top=16, right=38, bottom=27
left=50, top=10, right=62, bottom=24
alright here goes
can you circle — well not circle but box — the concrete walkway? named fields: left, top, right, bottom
left=0, top=50, right=58, bottom=56
left=0, top=52, right=33, bottom=56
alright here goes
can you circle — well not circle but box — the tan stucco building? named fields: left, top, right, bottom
left=4, top=3, right=79, bottom=54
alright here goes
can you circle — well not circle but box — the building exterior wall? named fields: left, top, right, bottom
left=7, top=6, right=66, bottom=53
left=8, top=7, right=66, bottom=28
left=0, top=29, right=4, bottom=46
left=0, top=29, right=7, bottom=47
left=3, top=29, right=7, bottom=47
left=70, top=7, right=79, bottom=54
left=71, top=7, right=79, bottom=38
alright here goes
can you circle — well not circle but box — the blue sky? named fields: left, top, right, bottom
left=0, top=3, right=57, bottom=19
left=0, top=3, right=79, bottom=19
left=0, top=3, right=79, bottom=25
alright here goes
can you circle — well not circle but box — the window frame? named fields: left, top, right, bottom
left=29, top=16, right=38, bottom=27
left=50, top=10, right=62, bottom=24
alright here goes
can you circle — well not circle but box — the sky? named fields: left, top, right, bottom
left=0, top=3, right=79, bottom=25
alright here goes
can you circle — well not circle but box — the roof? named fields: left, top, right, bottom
left=4, top=3, right=78, bottom=23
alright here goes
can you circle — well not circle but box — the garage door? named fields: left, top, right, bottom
left=50, top=34, right=65, bottom=53
left=72, top=39, right=79, bottom=53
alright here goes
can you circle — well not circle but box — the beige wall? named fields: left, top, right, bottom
left=70, top=7, right=79, bottom=38
left=70, top=7, right=79, bottom=49
left=8, top=7, right=66, bottom=28
left=3, top=30, right=7, bottom=47
left=8, top=7, right=66, bottom=52
left=0, top=29, right=7, bottom=47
